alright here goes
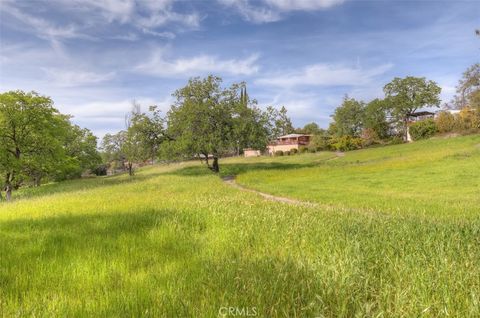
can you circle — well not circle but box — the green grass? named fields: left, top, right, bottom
left=1, top=135, right=480, bottom=317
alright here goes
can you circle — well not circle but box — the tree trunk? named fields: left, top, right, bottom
left=34, top=175, right=41, bottom=187
left=5, top=184, right=12, bottom=201
left=128, top=162, right=134, bottom=176
left=212, top=156, right=219, bottom=173
left=4, top=172, right=13, bottom=201
left=203, top=153, right=210, bottom=168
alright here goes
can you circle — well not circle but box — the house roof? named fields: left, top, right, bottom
left=408, top=111, right=435, bottom=117
left=278, top=133, right=310, bottom=139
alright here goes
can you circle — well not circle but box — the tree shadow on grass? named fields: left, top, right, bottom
left=6, top=170, right=171, bottom=203
left=169, top=162, right=320, bottom=178
left=0, top=207, right=332, bottom=317
left=0, top=208, right=205, bottom=262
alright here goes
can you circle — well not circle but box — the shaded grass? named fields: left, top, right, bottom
left=0, top=136, right=480, bottom=316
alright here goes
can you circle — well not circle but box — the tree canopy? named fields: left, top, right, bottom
left=384, top=76, right=441, bottom=138
left=0, top=90, right=100, bottom=201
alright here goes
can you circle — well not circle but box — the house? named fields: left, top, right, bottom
left=407, top=111, right=435, bottom=122
left=406, top=111, right=435, bottom=142
left=243, top=148, right=261, bottom=157
left=267, top=134, right=312, bottom=155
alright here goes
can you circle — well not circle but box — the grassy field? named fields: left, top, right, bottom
left=1, top=135, right=480, bottom=317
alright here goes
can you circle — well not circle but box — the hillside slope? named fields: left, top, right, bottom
left=1, top=135, right=479, bottom=317
left=235, top=134, right=480, bottom=218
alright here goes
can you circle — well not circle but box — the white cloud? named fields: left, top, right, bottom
left=1, top=0, right=199, bottom=46
left=74, top=0, right=201, bottom=32
left=219, top=0, right=344, bottom=23
left=70, top=97, right=170, bottom=118
left=218, top=0, right=281, bottom=23
left=1, top=3, right=87, bottom=45
left=135, top=51, right=260, bottom=77
left=265, top=0, right=345, bottom=11
left=41, top=68, right=116, bottom=87
left=140, top=29, right=176, bottom=39
left=256, top=63, right=393, bottom=87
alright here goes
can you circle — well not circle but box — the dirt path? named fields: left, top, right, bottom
left=221, top=152, right=345, bottom=207
left=222, top=176, right=317, bottom=207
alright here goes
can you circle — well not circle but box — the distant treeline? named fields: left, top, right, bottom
left=1, top=64, right=478, bottom=200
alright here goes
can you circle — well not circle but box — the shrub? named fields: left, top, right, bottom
left=409, top=119, right=437, bottom=140
left=93, top=164, right=108, bottom=176
left=454, top=107, right=480, bottom=133
left=274, top=150, right=284, bottom=156
left=309, top=135, right=330, bottom=151
left=308, top=147, right=317, bottom=153
left=360, top=128, right=379, bottom=147
left=284, top=150, right=291, bottom=156
left=290, top=148, right=298, bottom=154
left=388, top=136, right=405, bottom=145
left=435, top=111, right=456, bottom=133
left=330, top=136, right=363, bottom=151
left=299, top=146, right=308, bottom=153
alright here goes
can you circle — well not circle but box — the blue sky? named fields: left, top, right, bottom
left=0, top=0, right=478, bottom=137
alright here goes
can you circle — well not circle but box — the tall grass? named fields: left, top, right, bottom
left=0, top=135, right=479, bottom=317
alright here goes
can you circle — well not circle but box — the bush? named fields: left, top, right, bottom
left=409, top=119, right=437, bottom=140
left=360, top=128, right=379, bottom=147
left=435, top=111, right=456, bottom=133
left=299, top=146, right=308, bottom=153
left=454, top=107, right=480, bottom=133
left=93, top=164, right=108, bottom=176
left=308, top=147, right=317, bottom=153
left=274, top=150, right=284, bottom=156
left=330, top=136, right=363, bottom=151
left=284, top=150, right=291, bottom=156
left=388, top=136, right=405, bottom=145
left=309, top=134, right=330, bottom=151
left=290, top=148, right=298, bottom=155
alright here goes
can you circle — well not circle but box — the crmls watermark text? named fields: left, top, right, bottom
left=218, top=306, right=258, bottom=316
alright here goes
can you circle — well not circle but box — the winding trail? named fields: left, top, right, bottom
left=221, top=152, right=345, bottom=207
left=222, top=175, right=317, bottom=207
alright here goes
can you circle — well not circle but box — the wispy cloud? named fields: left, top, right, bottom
left=1, top=3, right=90, bottom=51
left=135, top=51, right=260, bottom=77
left=218, top=0, right=344, bottom=23
left=265, top=0, right=345, bottom=11
left=1, top=0, right=199, bottom=46
left=256, top=63, right=393, bottom=87
left=41, top=68, right=116, bottom=87
left=74, top=0, right=201, bottom=35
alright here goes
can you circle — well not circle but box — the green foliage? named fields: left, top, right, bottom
left=330, top=135, right=363, bottom=151
left=299, top=146, right=309, bottom=153
left=274, top=150, right=284, bottom=156
left=264, top=106, right=294, bottom=139
left=166, top=76, right=272, bottom=172
left=384, top=76, right=441, bottom=138
left=296, top=122, right=323, bottom=135
left=0, top=90, right=99, bottom=199
left=360, top=128, right=379, bottom=147
left=290, top=148, right=298, bottom=155
left=454, top=107, right=480, bottom=132
left=127, top=104, right=166, bottom=163
left=408, top=119, right=437, bottom=140
left=232, top=84, right=270, bottom=153
left=435, top=111, right=456, bottom=133
left=2, top=136, right=480, bottom=316
left=451, top=63, right=480, bottom=109
left=309, top=134, right=331, bottom=151
left=330, top=96, right=365, bottom=137
left=363, top=98, right=389, bottom=139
